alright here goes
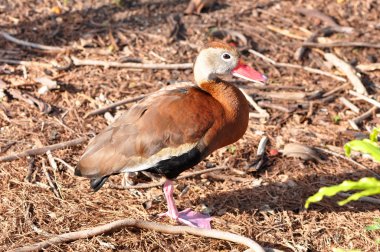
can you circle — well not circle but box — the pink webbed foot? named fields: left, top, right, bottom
left=159, top=208, right=211, bottom=229
left=160, top=180, right=212, bottom=229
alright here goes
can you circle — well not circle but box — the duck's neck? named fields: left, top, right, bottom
left=199, top=80, right=249, bottom=149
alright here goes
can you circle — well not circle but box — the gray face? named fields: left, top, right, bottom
left=193, top=47, right=239, bottom=84
left=206, top=48, right=239, bottom=75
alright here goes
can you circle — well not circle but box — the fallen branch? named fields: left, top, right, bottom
left=349, top=90, right=380, bottom=108
left=324, top=53, right=368, bottom=95
left=315, top=147, right=380, bottom=178
left=0, top=137, right=87, bottom=162
left=294, top=26, right=353, bottom=61
left=110, top=166, right=228, bottom=189
left=248, top=49, right=346, bottom=82
left=0, top=58, right=52, bottom=68
left=0, top=31, right=67, bottom=53
left=84, top=95, right=146, bottom=118
left=322, top=83, right=350, bottom=97
left=338, top=97, right=360, bottom=114
left=9, top=218, right=265, bottom=252
left=348, top=106, right=379, bottom=130
left=71, top=56, right=193, bottom=70
left=301, top=41, right=380, bottom=49
left=239, top=88, right=269, bottom=117
left=41, top=160, right=62, bottom=199
left=356, top=63, right=380, bottom=72
left=295, top=8, right=354, bottom=33
left=53, top=157, right=75, bottom=173
left=257, top=101, right=295, bottom=113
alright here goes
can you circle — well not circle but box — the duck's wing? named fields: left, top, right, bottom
left=75, top=87, right=224, bottom=183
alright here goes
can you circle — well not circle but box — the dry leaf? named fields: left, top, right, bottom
left=282, top=143, right=324, bottom=162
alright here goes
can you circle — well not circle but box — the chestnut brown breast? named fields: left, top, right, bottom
left=76, top=82, right=248, bottom=182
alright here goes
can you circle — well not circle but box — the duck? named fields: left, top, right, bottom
left=75, top=41, right=267, bottom=229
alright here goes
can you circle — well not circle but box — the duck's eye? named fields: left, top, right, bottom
left=221, top=53, right=232, bottom=61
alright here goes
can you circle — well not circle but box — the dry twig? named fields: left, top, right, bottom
left=295, top=8, right=354, bottom=33
left=10, top=218, right=265, bottom=252
left=324, top=53, right=368, bottom=95
left=71, top=56, right=193, bottom=69
left=348, top=106, right=379, bottom=130
left=339, top=97, right=360, bottom=114
left=248, top=49, right=346, bottom=82
left=349, top=90, right=380, bottom=108
left=315, top=147, right=380, bottom=178
left=84, top=95, right=145, bottom=118
left=0, top=58, right=52, bottom=68
left=0, top=137, right=87, bottom=162
left=258, top=101, right=295, bottom=113
left=0, top=31, right=67, bottom=53
left=301, top=41, right=380, bottom=49
left=110, top=166, right=227, bottom=189
left=356, top=63, right=380, bottom=72
left=294, top=27, right=353, bottom=61
left=239, top=88, right=269, bottom=117
left=322, top=83, right=350, bottom=97
left=41, top=161, right=62, bottom=199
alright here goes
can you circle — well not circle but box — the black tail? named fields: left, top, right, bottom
left=90, top=176, right=109, bottom=192
left=74, top=166, right=82, bottom=176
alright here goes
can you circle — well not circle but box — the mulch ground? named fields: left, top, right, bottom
left=1, top=0, right=380, bottom=251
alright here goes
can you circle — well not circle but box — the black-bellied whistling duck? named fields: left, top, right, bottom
left=75, top=41, right=267, bottom=229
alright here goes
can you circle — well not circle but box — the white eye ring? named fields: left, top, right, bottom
left=221, top=53, right=232, bottom=61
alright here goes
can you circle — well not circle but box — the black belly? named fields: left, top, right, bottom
left=147, top=147, right=203, bottom=179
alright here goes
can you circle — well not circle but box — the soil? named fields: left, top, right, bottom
left=1, top=0, right=380, bottom=251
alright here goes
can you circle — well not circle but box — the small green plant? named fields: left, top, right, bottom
left=344, top=127, right=380, bottom=162
left=305, top=177, right=380, bottom=208
left=226, top=145, right=237, bottom=154
left=332, top=115, right=341, bottom=124
left=366, top=218, right=380, bottom=245
left=305, top=127, right=380, bottom=208
left=366, top=218, right=380, bottom=231
left=332, top=249, right=361, bottom=252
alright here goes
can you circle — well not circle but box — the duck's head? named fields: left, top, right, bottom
left=194, top=41, right=267, bottom=85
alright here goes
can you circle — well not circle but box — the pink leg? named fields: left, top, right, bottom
left=159, top=180, right=211, bottom=229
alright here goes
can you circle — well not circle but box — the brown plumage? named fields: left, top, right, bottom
left=75, top=42, right=267, bottom=228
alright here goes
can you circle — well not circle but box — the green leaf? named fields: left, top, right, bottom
left=366, top=224, right=380, bottom=231
left=226, top=145, right=237, bottom=154
left=366, top=218, right=380, bottom=231
left=333, top=115, right=341, bottom=124
left=332, top=248, right=361, bottom=252
left=305, top=177, right=380, bottom=208
left=370, top=128, right=380, bottom=142
left=344, top=139, right=380, bottom=162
